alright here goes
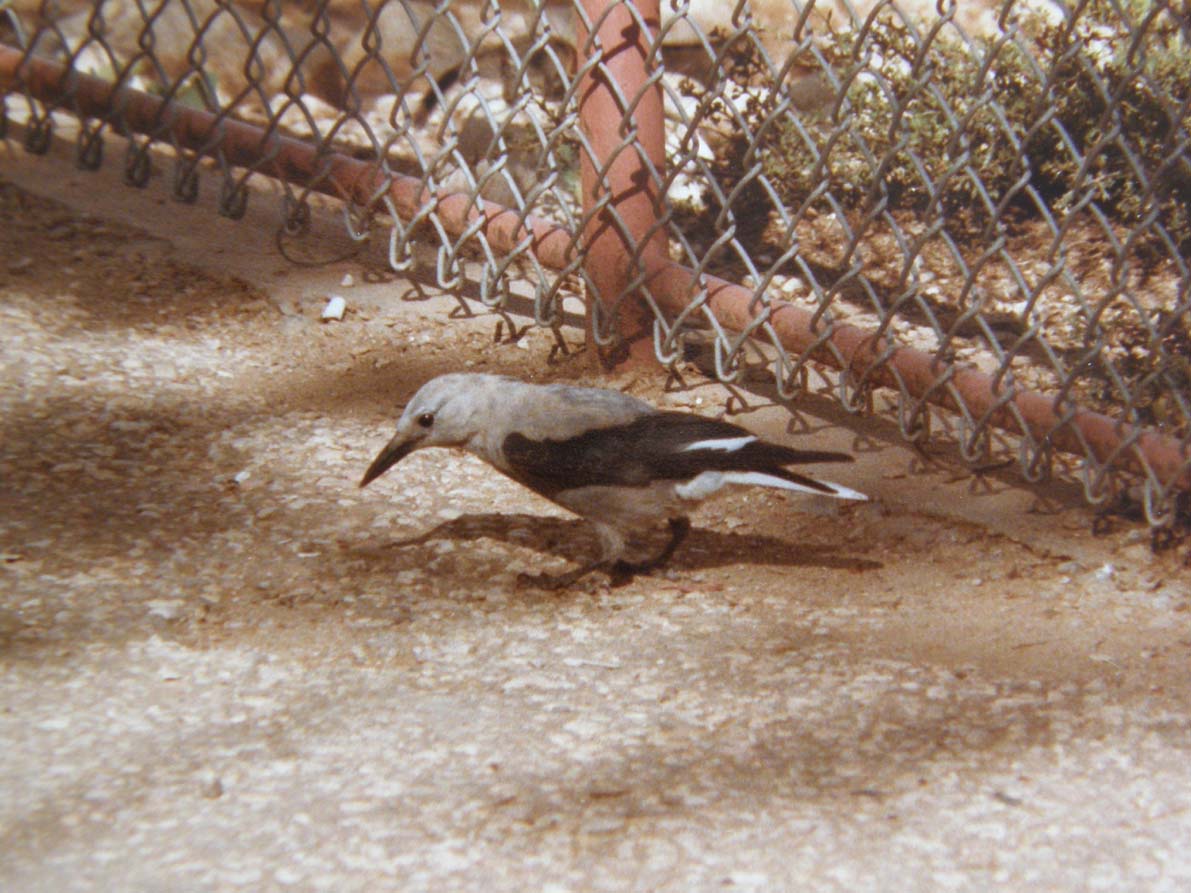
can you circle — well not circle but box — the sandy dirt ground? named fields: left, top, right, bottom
left=2, top=140, right=1191, bottom=892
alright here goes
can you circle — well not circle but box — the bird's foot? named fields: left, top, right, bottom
left=516, top=518, right=692, bottom=590
left=610, top=517, right=692, bottom=581
left=608, top=560, right=644, bottom=586
left=516, top=564, right=598, bottom=591
left=517, top=560, right=638, bottom=590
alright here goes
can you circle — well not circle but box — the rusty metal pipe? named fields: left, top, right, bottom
left=576, top=0, right=668, bottom=364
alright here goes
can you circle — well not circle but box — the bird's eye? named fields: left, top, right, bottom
left=416, top=412, right=434, bottom=429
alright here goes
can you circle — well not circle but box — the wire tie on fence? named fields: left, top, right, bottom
left=172, top=158, right=200, bottom=204
left=1079, top=457, right=1118, bottom=508
left=1142, top=477, right=1177, bottom=530
left=380, top=196, right=417, bottom=272
left=492, top=313, right=527, bottom=345
left=956, top=415, right=992, bottom=468
left=341, top=197, right=378, bottom=245
left=652, top=317, right=683, bottom=367
left=435, top=242, right=463, bottom=292
left=777, top=360, right=811, bottom=404
left=25, top=114, right=52, bottom=154
left=123, top=141, right=152, bottom=187
left=76, top=126, right=103, bottom=170
left=1019, top=434, right=1054, bottom=485
left=837, top=365, right=875, bottom=417
left=896, top=389, right=932, bottom=444
left=218, top=179, right=249, bottom=219
left=712, top=333, right=747, bottom=384
left=547, top=325, right=571, bottom=361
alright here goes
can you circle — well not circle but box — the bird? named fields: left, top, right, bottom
left=360, top=373, right=865, bottom=588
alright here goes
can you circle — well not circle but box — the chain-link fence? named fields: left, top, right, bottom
left=2, top=0, right=1189, bottom=532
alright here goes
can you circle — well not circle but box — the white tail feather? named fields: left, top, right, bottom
left=722, top=471, right=867, bottom=501
left=675, top=470, right=867, bottom=501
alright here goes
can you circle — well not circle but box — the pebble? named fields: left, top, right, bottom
left=1122, top=529, right=1149, bottom=546
left=320, top=295, right=347, bottom=321
left=274, top=867, right=302, bottom=885
left=199, top=771, right=223, bottom=799
left=779, top=276, right=805, bottom=296
left=146, top=599, right=184, bottom=621
left=580, top=815, right=627, bottom=834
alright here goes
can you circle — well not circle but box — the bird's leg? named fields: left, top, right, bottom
left=611, top=516, right=691, bottom=579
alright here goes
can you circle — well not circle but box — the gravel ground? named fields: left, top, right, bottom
left=3, top=151, right=1191, bottom=892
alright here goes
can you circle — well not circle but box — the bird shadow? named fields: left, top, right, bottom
left=357, top=512, right=881, bottom=575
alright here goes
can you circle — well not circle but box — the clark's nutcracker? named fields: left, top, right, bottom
left=361, top=373, right=865, bottom=587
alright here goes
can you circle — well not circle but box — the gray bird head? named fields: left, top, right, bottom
left=359, top=373, right=492, bottom=488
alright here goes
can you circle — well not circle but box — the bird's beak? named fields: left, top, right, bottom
left=360, top=433, right=417, bottom=488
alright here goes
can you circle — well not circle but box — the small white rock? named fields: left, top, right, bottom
left=726, top=872, right=772, bottom=890
left=339, top=272, right=355, bottom=288
left=198, top=770, right=223, bottom=799
left=147, top=599, right=184, bottom=620
left=320, top=295, right=347, bottom=321
left=233, top=470, right=251, bottom=484
left=274, top=867, right=302, bottom=885
left=580, top=815, right=626, bottom=835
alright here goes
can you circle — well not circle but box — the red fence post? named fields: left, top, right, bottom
left=576, top=0, right=668, bottom=367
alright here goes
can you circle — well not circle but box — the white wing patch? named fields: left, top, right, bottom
left=675, top=471, right=728, bottom=500
left=681, top=435, right=757, bottom=453
left=675, top=470, right=867, bottom=501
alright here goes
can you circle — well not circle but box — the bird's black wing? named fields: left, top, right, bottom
left=502, top=411, right=851, bottom=498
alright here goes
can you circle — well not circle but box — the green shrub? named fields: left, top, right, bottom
left=759, top=0, right=1191, bottom=249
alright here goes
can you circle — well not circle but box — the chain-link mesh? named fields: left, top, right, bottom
left=2, top=0, right=1189, bottom=530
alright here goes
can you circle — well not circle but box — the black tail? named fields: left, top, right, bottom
left=731, top=441, right=854, bottom=469
left=763, top=466, right=846, bottom=495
